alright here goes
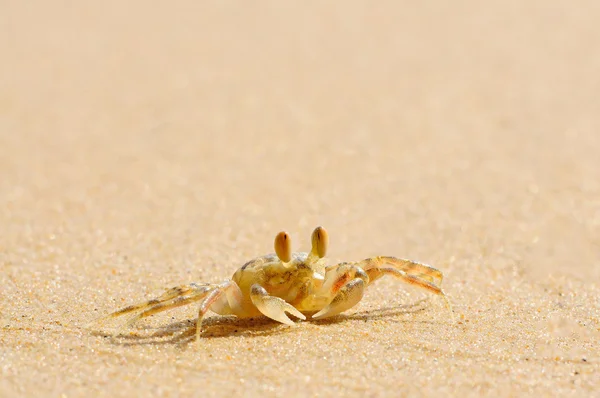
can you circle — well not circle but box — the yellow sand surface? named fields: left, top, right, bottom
left=1, top=2, right=599, bottom=396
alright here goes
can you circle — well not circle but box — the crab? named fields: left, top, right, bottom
left=99, top=227, right=451, bottom=339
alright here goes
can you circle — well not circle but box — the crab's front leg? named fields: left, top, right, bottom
left=194, top=280, right=244, bottom=340
left=250, top=284, right=306, bottom=326
left=312, top=263, right=370, bottom=319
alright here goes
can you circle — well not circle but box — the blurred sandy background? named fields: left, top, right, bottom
left=1, top=1, right=599, bottom=396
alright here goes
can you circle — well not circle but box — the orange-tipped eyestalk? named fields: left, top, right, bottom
left=310, top=226, right=328, bottom=258
left=274, top=231, right=292, bottom=263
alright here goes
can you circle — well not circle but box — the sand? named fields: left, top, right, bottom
left=1, top=1, right=599, bottom=396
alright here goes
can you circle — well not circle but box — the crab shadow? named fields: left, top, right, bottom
left=94, top=299, right=433, bottom=347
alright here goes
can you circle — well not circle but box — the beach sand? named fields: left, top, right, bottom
left=1, top=1, right=599, bottom=396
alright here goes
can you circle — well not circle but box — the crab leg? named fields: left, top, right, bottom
left=195, top=280, right=245, bottom=340
left=123, top=290, right=213, bottom=328
left=356, top=256, right=453, bottom=316
left=250, top=284, right=306, bottom=326
left=358, top=256, right=443, bottom=286
left=93, top=283, right=214, bottom=327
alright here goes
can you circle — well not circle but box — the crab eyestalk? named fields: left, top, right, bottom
left=310, top=226, right=328, bottom=258
left=274, top=231, right=292, bottom=263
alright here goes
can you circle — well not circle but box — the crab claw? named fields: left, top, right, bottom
left=312, top=278, right=365, bottom=319
left=251, top=284, right=306, bottom=325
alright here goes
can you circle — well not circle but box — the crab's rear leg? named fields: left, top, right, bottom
left=250, top=284, right=306, bottom=326
left=358, top=256, right=453, bottom=317
left=107, top=284, right=218, bottom=335
left=122, top=290, right=212, bottom=329
left=91, top=283, right=214, bottom=328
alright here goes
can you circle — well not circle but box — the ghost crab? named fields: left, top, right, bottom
left=100, top=227, right=451, bottom=339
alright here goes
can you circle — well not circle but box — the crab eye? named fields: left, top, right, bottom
left=311, top=226, right=328, bottom=258
left=274, top=231, right=292, bottom=262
